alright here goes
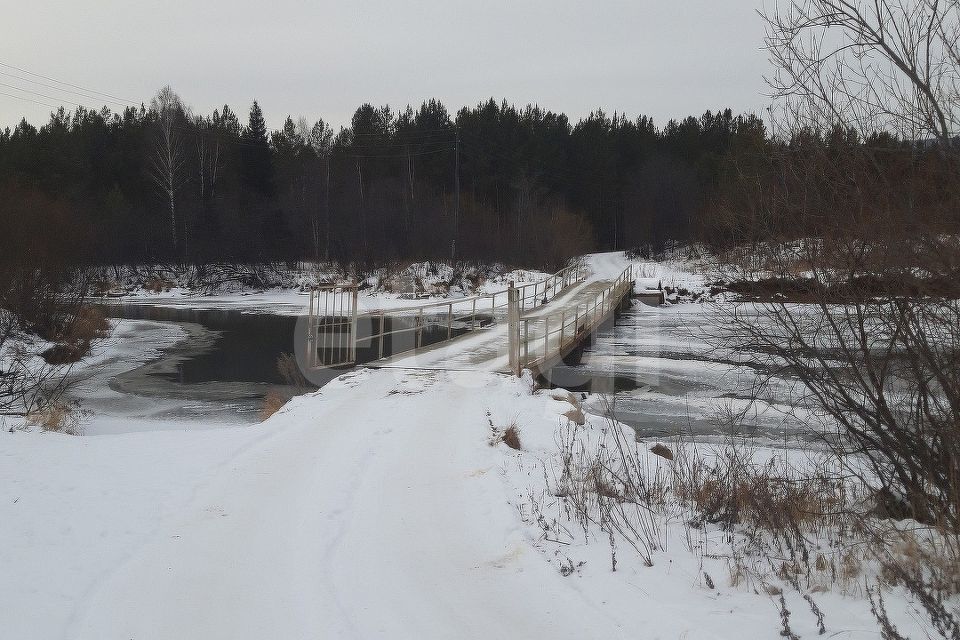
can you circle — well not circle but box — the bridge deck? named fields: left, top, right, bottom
left=365, top=278, right=621, bottom=373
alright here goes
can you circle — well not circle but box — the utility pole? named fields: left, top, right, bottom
left=451, top=128, right=460, bottom=260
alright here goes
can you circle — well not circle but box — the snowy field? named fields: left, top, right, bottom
left=1, top=252, right=928, bottom=638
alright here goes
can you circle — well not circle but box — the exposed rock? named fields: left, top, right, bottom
left=649, top=443, right=674, bottom=460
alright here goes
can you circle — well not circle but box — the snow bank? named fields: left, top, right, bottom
left=3, top=366, right=924, bottom=639
left=99, top=261, right=551, bottom=316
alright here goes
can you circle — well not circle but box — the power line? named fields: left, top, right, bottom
left=0, top=80, right=127, bottom=109
left=0, top=90, right=62, bottom=110
left=0, top=59, right=140, bottom=106
left=0, top=70, right=134, bottom=107
left=0, top=64, right=458, bottom=158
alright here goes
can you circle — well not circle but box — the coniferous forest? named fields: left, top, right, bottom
left=1, top=88, right=952, bottom=270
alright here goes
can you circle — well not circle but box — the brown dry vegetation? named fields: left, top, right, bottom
left=276, top=353, right=310, bottom=391
left=26, top=401, right=80, bottom=435
left=41, top=306, right=111, bottom=365
left=143, top=276, right=174, bottom=293
left=501, top=424, right=522, bottom=451
left=260, top=389, right=288, bottom=421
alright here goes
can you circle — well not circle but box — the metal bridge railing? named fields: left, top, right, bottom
left=511, top=264, right=634, bottom=375
left=306, top=260, right=588, bottom=369
left=356, top=295, right=486, bottom=359
left=485, top=261, right=587, bottom=316
left=306, top=284, right=359, bottom=368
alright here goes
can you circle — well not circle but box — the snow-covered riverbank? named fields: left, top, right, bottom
left=97, top=262, right=555, bottom=316
left=3, top=252, right=928, bottom=638
left=3, top=366, right=922, bottom=638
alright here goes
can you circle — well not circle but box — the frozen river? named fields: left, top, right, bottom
left=550, top=301, right=816, bottom=442
left=72, top=298, right=815, bottom=443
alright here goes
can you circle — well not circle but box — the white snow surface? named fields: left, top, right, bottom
left=1, top=252, right=925, bottom=638
left=3, top=366, right=921, bottom=639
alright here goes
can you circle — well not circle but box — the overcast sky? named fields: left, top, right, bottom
left=1, top=0, right=772, bottom=131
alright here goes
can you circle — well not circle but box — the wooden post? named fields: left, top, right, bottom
left=523, top=319, right=529, bottom=366
left=507, top=281, right=520, bottom=376
left=417, top=308, right=424, bottom=348
left=320, top=289, right=326, bottom=367
left=335, top=289, right=341, bottom=363
left=447, top=302, right=453, bottom=340
left=471, top=297, right=477, bottom=330
left=378, top=310, right=385, bottom=360
left=559, top=310, right=565, bottom=348
left=543, top=316, right=550, bottom=359
left=350, top=285, right=359, bottom=363
left=307, top=288, right=315, bottom=369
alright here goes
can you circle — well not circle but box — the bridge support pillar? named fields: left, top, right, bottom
left=507, top=282, right=520, bottom=376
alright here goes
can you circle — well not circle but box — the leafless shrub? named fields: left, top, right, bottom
left=25, top=400, right=81, bottom=435
left=706, top=2, right=960, bottom=635
left=143, top=276, right=174, bottom=293
left=553, top=408, right=666, bottom=567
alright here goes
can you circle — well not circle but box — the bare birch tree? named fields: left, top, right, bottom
left=149, top=86, right=190, bottom=254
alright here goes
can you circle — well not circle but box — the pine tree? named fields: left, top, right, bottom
left=241, top=100, right=274, bottom=196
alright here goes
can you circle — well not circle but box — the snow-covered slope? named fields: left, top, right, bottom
left=2, top=252, right=923, bottom=638
left=3, top=369, right=668, bottom=639
left=4, top=366, right=917, bottom=639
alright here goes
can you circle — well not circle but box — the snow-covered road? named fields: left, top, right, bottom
left=66, top=369, right=637, bottom=639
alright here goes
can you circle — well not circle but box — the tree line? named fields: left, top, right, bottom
left=2, top=88, right=952, bottom=270
left=0, top=89, right=773, bottom=269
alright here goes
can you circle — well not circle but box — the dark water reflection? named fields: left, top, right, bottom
left=102, top=305, right=305, bottom=386
left=100, top=304, right=486, bottom=399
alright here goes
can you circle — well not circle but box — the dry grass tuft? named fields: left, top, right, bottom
left=66, top=306, right=110, bottom=342
left=260, top=389, right=288, bottom=421
left=673, top=449, right=841, bottom=534
left=276, top=352, right=310, bottom=390
left=26, top=401, right=81, bottom=435
left=501, top=424, right=522, bottom=450
left=42, top=306, right=111, bottom=364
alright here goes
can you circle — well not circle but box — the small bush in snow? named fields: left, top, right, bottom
left=501, top=424, right=522, bottom=451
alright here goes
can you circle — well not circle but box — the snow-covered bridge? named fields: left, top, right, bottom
left=305, top=262, right=635, bottom=376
